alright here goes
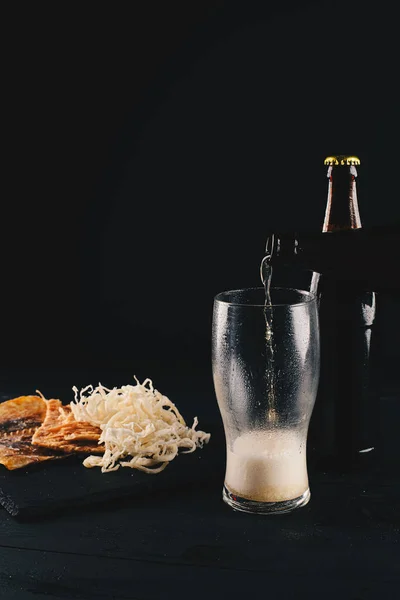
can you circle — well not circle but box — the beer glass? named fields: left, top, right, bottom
left=212, top=287, right=320, bottom=514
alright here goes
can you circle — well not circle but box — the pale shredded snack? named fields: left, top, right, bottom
left=70, top=378, right=211, bottom=473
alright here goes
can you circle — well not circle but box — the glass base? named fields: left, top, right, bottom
left=223, top=485, right=311, bottom=515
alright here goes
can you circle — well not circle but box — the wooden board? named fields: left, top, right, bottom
left=0, top=469, right=399, bottom=600
left=0, top=418, right=220, bottom=519
left=0, top=383, right=399, bottom=599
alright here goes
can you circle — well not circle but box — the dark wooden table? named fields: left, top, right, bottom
left=1, top=367, right=399, bottom=600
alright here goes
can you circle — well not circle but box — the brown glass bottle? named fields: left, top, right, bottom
left=263, top=155, right=382, bottom=471
left=322, top=155, right=362, bottom=232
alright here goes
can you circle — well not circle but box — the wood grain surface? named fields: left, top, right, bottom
left=0, top=374, right=399, bottom=600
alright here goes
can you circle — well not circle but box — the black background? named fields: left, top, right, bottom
left=1, top=7, right=399, bottom=598
left=2, top=0, right=399, bottom=381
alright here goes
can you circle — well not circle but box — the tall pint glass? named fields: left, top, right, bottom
left=212, top=287, right=320, bottom=515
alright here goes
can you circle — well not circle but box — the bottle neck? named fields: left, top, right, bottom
left=322, top=165, right=362, bottom=232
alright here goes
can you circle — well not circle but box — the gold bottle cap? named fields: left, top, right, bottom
left=324, top=155, right=361, bottom=166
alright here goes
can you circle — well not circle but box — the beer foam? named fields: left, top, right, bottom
left=225, top=429, right=308, bottom=503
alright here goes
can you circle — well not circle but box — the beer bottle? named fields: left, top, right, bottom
left=322, top=155, right=362, bottom=232
left=262, top=155, right=383, bottom=471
